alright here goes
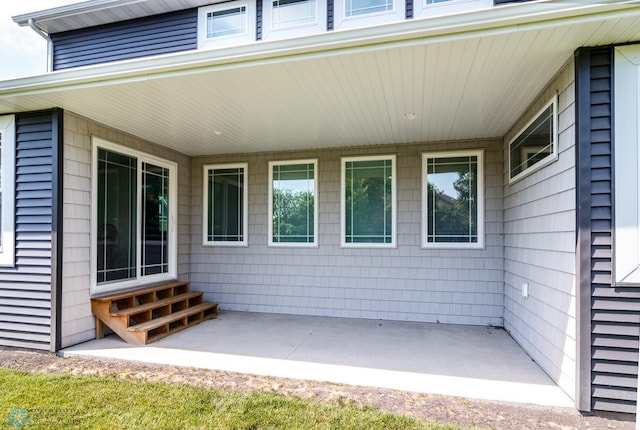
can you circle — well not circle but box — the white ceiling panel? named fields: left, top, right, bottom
left=3, top=3, right=640, bottom=156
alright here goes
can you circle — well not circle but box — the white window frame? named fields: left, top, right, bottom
left=341, top=154, right=396, bottom=248
left=422, top=150, right=484, bottom=249
left=413, top=0, right=492, bottom=20
left=262, top=0, right=326, bottom=41
left=614, top=45, right=640, bottom=285
left=197, top=2, right=256, bottom=50
left=268, top=159, right=318, bottom=247
left=508, top=97, right=558, bottom=184
left=203, top=163, right=249, bottom=247
left=91, top=137, right=178, bottom=295
left=333, top=0, right=404, bottom=31
left=0, top=115, right=16, bottom=267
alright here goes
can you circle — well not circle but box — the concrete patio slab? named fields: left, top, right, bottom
left=60, top=311, right=574, bottom=408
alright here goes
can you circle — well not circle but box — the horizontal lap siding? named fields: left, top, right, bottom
left=577, top=47, right=639, bottom=414
left=0, top=112, right=56, bottom=350
left=51, top=9, right=197, bottom=71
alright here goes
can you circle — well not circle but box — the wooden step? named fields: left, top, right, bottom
left=128, top=303, right=218, bottom=344
left=111, top=291, right=202, bottom=317
left=90, top=281, right=217, bottom=345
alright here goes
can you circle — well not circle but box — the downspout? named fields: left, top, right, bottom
left=28, top=18, right=53, bottom=73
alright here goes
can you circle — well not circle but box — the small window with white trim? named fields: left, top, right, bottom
left=422, top=150, right=484, bottom=248
left=263, top=0, right=326, bottom=40
left=414, top=0, right=492, bottom=20
left=203, top=163, right=248, bottom=246
left=334, top=0, right=404, bottom=30
left=508, top=97, right=557, bottom=183
left=268, top=159, right=318, bottom=246
left=341, top=155, right=396, bottom=247
left=198, top=2, right=256, bottom=49
left=0, top=115, right=16, bottom=266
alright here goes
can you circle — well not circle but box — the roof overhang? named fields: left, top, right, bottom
left=3, top=1, right=640, bottom=156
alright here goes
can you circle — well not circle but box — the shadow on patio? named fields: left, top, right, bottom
left=61, top=311, right=574, bottom=408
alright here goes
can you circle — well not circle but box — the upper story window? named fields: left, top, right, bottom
left=263, top=0, right=326, bottom=40
left=198, top=2, right=256, bottom=49
left=346, top=0, right=393, bottom=16
left=334, top=0, right=404, bottom=31
left=414, top=0, right=492, bottom=20
left=0, top=115, right=16, bottom=267
left=508, top=97, right=557, bottom=183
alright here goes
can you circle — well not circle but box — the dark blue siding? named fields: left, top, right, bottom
left=0, top=111, right=59, bottom=351
left=51, top=9, right=197, bottom=71
left=576, top=46, right=639, bottom=414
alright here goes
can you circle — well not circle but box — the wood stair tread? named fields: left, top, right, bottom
left=128, top=303, right=218, bottom=332
left=110, top=291, right=203, bottom=316
left=92, top=281, right=189, bottom=302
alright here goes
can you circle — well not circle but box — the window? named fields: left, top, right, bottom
left=203, top=163, right=248, bottom=246
left=614, top=45, right=640, bottom=285
left=509, top=97, right=557, bottom=182
left=263, top=0, right=325, bottom=40
left=341, top=155, right=396, bottom=247
left=92, top=138, right=177, bottom=293
left=334, top=0, right=404, bottom=30
left=414, top=0, right=492, bottom=20
left=268, top=160, right=317, bottom=246
left=346, top=0, right=393, bottom=16
left=0, top=115, right=15, bottom=266
left=198, top=2, right=256, bottom=49
left=422, top=150, right=484, bottom=248
left=273, top=0, right=317, bottom=28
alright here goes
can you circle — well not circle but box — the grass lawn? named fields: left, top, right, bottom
left=0, top=369, right=464, bottom=429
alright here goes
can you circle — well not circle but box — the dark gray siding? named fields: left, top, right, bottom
left=0, top=111, right=60, bottom=351
left=576, top=46, right=639, bottom=414
left=51, top=9, right=197, bottom=71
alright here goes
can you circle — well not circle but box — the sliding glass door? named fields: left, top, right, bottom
left=93, top=139, right=176, bottom=293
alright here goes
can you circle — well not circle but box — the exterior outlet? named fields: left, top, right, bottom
left=522, top=282, right=529, bottom=299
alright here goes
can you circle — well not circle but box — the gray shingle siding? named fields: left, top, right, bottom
left=0, top=110, right=59, bottom=351
left=191, top=140, right=504, bottom=325
left=51, top=9, right=198, bottom=71
left=576, top=46, right=639, bottom=414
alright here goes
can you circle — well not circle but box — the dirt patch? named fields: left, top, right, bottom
left=0, top=349, right=634, bottom=429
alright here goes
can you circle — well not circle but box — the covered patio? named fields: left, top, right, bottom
left=61, top=311, right=574, bottom=408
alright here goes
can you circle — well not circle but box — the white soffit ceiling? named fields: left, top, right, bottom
left=3, top=3, right=640, bottom=156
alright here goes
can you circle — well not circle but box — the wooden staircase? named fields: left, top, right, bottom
left=91, top=281, right=217, bottom=345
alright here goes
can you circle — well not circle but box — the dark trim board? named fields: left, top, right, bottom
left=576, top=46, right=640, bottom=414
left=50, top=108, right=64, bottom=352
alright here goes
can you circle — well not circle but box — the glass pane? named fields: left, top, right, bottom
left=273, top=0, right=316, bottom=28
left=0, top=131, right=3, bottom=247
left=141, top=162, right=170, bottom=276
left=97, top=149, right=137, bottom=283
left=510, top=104, right=554, bottom=179
left=272, top=163, right=315, bottom=243
left=344, top=159, right=393, bottom=243
left=426, top=155, right=478, bottom=243
left=345, top=0, right=393, bottom=16
left=207, top=7, right=246, bottom=38
left=426, top=0, right=453, bottom=4
left=208, top=167, right=244, bottom=242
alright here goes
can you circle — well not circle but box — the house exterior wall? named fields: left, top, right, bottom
left=0, top=110, right=61, bottom=351
left=503, top=59, right=577, bottom=400
left=51, top=9, right=198, bottom=71
left=190, top=140, right=504, bottom=325
left=60, top=111, right=192, bottom=348
left=576, top=46, right=640, bottom=414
